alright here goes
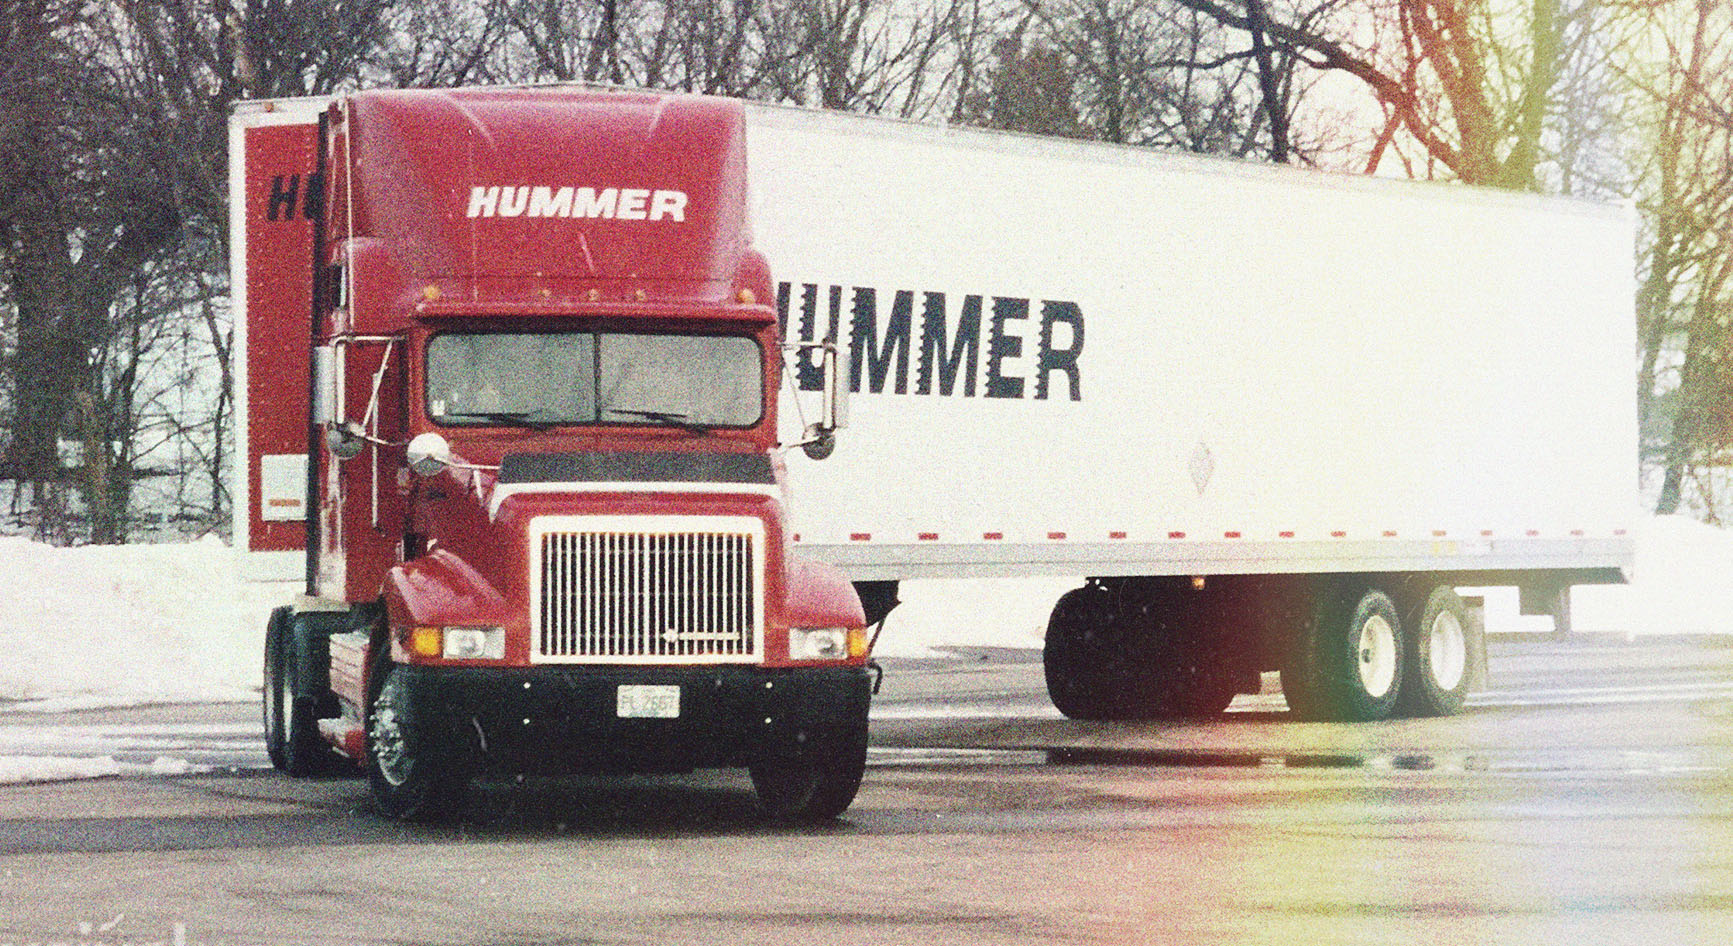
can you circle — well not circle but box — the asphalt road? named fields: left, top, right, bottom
left=3, top=635, right=1733, bottom=945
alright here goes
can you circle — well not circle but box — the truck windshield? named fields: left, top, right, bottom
left=426, top=332, right=762, bottom=429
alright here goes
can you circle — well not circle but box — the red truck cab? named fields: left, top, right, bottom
left=255, top=88, right=868, bottom=821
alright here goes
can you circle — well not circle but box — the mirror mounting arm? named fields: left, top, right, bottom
left=782, top=337, right=847, bottom=461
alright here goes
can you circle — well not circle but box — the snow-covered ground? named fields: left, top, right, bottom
left=0, top=536, right=282, bottom=712
left=1, top=514, right=1729, bottom=713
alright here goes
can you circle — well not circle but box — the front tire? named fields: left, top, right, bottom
left=749, top=722, right=869, bottom=823
left=367, top=663, right=468, bottom=821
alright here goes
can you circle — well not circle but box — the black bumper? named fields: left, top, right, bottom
left=392, top=663, right=871, bottom=776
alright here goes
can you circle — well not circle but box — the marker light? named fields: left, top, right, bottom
left=408, top=626, right=443, bottom=658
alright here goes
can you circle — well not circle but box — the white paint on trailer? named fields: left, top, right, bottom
left=745, top=102, right=1636, bottom=580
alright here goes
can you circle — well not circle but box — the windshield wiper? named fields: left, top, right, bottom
left=443, top=410, right=561, bottom=431
left=606, top=407, right=712, bottom=434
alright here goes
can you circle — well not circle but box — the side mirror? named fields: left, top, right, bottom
left=325, top=420, right=366, bottom=460
left=406, top=432, right=452, bottom=477
left=801, top=338, right=847, bottom=461
left=801, top=425, right=836, bottom=461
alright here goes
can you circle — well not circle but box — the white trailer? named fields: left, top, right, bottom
left=747, top=103, right=1636, bottom=722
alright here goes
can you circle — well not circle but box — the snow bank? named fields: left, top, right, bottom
left=872, top=576, right=1080, bottom=657
left=0, top=536, right=288, bottom=710
left=1572, top=514, right=1733, bottom=635
left=0, top=755, right=200, bottom=785
left=0, top=514, right=1728, bottom=709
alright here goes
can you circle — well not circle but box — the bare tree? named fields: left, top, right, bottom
left=1623, top=0, right=1733, bottom=517
left=0, top=0, right=404, bottom=543
left=955, top=2, right=1326, bottom=160
left=381, top=0, right=515, bottom=87
left=0, top=0, right=185, bottom=542
left=1151, top=0, right=1609, bottom=186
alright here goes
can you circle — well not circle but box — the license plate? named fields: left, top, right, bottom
left=616, top=684, right=681, bottom=719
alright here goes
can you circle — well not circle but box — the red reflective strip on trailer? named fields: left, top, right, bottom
left=793, top=534, right=801, bottom=543
left=1433, top=530, right=1448, bottom=537
left=1278, top=531, right=1295, bottom=539
left=1615, top=529, right=1628, bottom=536
left=1168, top=531, right=1187, bottom=539
left=1382, top=531, right=1399, bottom=538
left=983, top=532, right=1004, bottom=541
left=918, top=532, right=939, bottom=541
left=1481, top=530, right=1495, bottom=537
left=1331, top=531, right=1347, bottom=538
left=850, top=533, right=871, bottom=542
left=1571, top=529, right=1585, bottom=537
left=1048, top=532, right=1067, bottom=540
left=1224, top=531, right=1242, bottom=539
left=1109, top=531, right=1128, bottom=540
left=1526, top=530, right=1541, bottom=537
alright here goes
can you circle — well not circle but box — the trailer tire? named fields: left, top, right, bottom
left=367, top=663, right=468, bottom=821
left=1399, top=586, right=1472, bottom=717
left=750, top=722, right=869, bottom=823
left=1284, top=584, right=1405, bottom=722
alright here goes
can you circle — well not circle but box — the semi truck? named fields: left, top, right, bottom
left=231, top=86, right=1636, bottom=820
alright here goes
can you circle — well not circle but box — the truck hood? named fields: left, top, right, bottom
left=485, top=450, right=779, bottom=519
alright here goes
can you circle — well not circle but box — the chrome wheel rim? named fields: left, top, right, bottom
left=370, top=679, right=412, bottom=787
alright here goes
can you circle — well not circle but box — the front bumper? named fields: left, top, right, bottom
left=392, top=663, right=871, bottom=775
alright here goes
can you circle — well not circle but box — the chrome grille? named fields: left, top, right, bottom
left=533, top=519, right=762, bottom=662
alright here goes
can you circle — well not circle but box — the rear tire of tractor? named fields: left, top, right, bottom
left=1398, top=586, right=1473, bottom=717
left=750, top=722, right=869, bottom=824
left=265, top=608, right=339, bottom=776
left=367, top=663, right=468, bottom=822
left=262, top=607, right=291, bottom=771
left=1136, top=591, right=1239, bottom=720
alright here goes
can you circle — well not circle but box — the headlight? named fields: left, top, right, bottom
left=441, top=626, right=506, bottom=660
left=789, top=627, right=867, bottom=661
